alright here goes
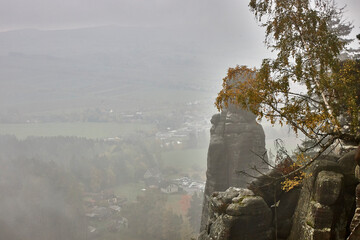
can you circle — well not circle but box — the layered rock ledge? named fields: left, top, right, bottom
left=199, top=187, right=272, bottom=240
left=199, top=149, right=359, bottom=240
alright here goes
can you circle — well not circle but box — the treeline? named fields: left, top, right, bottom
left=122, top=190, right=183, bottom=240
left=0, top=134, right=159, bottom=192
left=121, top=190, right=203, bottom=240
left=0, top=157, right=85, bottom=240
left=0, top=106, right=196, bottom=126
left=0, top=134, right=205, bottom=240
left=0, top=134, right=162, bottom=240
left=0, top=108, right=133, bottom=123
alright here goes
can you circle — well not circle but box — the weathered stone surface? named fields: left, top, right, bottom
left=200, top=188, right=272, bottom=240
left=231, top=189, right=255, bottom=203
left=315, top=171, right=343, bottom=205
left=338, top=149, right=358, bottom=177
left=303, top=224, right=332, bottom=240
left=347, top=149, right=360, bottom=239
left=312, top=228, right=331, bottom=240
left=333, top=208, right=349, bottom=240
left=221, top=187, right=242, bottom=203
left=201, top=106, right=268, bottom=231
left=226, top=196, right=269, bottom=216
left=350, top=184, right=360, bottom=233
left=307, top=202, right=333, bottom=229
left=308, top=159, right=343, bottom=176
left=208, top=215, right=231, bottom=240
left=200, top=154, right=359, bottom=240
left=338, top=149, right=359, bottom=194
left=286, top=157, right=359, bottom=240
left=211, top=113, right=221, bottom=125
left=248, top=167, right=283, bottom=206
left=348, top=222, right=360, bottom=240
left=356, top=184, right=360, bottom=208
left=303, top=220, right=331, bottom=240
left=288, top=159, right=350, bottom=240
left=355, top=165, right=360, bottom=180
left=209, top=187, right=255, bottom=216
left=276, top=188, right=301, bottom=238
left=210, top=196, right=229, bottom=215
left=229, top=215, right=272, bottom=240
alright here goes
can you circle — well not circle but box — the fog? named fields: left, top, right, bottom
left=0, top=0, right=359, bottom=239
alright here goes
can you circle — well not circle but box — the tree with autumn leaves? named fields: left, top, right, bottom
left=216, top=0, right=360, bottom=190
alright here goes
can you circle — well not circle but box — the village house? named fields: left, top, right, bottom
left=159, top=181, right=180, bottom=194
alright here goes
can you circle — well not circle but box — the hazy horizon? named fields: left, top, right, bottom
left=0, top=1, right=359, bottom=239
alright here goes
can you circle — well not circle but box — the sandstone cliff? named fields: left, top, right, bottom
left=200, top=105, right=268, bottom=231
left=199, top=149, right=359, bottom=240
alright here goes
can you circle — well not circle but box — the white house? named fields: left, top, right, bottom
left=160, top=182, right=179, bottom=194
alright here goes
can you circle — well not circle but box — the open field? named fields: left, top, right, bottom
left=0, top=122, right=156, bottom=139
left=161, top=148, right=207, bottom=178
left=112, top=182, right=146, bottom=201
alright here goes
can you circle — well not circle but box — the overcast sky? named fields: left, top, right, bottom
left=0, top=0, right=249, bottom=30
left=0, top=0, right=359, bottom=32
left=0, top=0, right=358, bottom=62
left=0, top=0, right=358, bottom=87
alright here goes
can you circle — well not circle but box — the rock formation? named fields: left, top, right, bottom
left=198, top=187, right=272, bottom=240
left=200, top=105, right=268, bottom=231
left=348, top=147, right=360, bottom=240
left=199, top=149, right=359, bottom=240
left=287, top=152, right=358, bottom=240
left=199, top=67, right=359, bottom=238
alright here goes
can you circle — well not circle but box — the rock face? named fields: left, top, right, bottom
left=248, top=165, right=301, bottom=239
left=200, top=105, right=268, bottom=231
left=288, top=153, right=358, bottom=240
left=348, top=148, right=360, bottom=240
left=198, top=187, right=272, bottom=240
left=199, top=150, right=359, bottom=240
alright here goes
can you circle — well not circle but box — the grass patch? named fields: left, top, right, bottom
left=161, top=148, right=207, bottom=172
left=0, top=122, right=156, bottom=139
left=112, top=182, right=146, bottom=201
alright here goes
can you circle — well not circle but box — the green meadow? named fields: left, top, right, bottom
left=161, top=148, right=207, bottom=172
left=0, top=122, right=156, bottom=139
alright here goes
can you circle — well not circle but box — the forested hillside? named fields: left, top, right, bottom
left=0, top=134, right=205, bottom=239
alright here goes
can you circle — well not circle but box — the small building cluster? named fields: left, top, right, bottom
left=173, top=176, right=205, bottom=195
left=143, top=168, right=204, bottom=195
left=83, top=191, right=128, bottom=236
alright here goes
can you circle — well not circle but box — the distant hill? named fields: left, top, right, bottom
left=0, top=25, right=246, bottom=114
